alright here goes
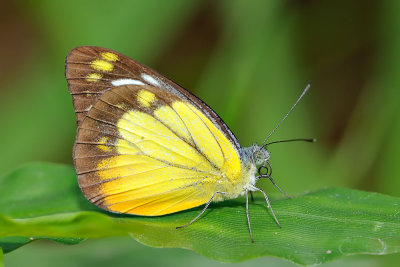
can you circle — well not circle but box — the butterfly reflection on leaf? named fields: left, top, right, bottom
left=65, top=46, right=313, bottom=242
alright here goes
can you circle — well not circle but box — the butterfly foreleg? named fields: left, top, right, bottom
left=176, top=191, right=225, bottom=229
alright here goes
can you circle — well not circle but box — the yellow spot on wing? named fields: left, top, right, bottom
left=116, top=103, right=127, bottom=110
left=91, top=59, right=114, bottom=72
left=137, top=90, right=156, bottom=107
left=97, top=137, right=110, bottom=152
left=86, top=73, right=103, bottom=82
left=100, top=52, right=119, bottom=62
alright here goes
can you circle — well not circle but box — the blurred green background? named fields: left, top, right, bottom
left=1, top=0, right=399, bottom=266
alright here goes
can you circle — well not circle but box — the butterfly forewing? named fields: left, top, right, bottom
left=66, top=46, right=239, bottom=147
left=65, top=46, right=244, bottom=216
left=66, top=46, right=155, bottom=125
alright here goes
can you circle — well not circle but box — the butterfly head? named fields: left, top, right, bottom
left=240, top=144, right=272, bottom=183
left=251, top=145, right=273, bottom=179
left=252, top=146, right=270, bottom=167
left=241, top=144, right=292, bottom=199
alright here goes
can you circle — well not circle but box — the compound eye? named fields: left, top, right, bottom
left=253, top=150, right=264, bottom=166
left=258, top=165, right=270, bottom=177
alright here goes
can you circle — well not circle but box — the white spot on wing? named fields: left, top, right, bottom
left=141, top=73, right=161, bottom=86
left=111, top=79, right=145, bottom=86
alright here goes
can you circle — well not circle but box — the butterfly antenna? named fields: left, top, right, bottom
left=265, top=138, right=316, bottom=146
left=261, top=84, right=310, bottom=147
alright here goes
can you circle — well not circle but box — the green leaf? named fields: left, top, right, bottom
left=0, top=236, right=84, bottom=254
left=1, top=163, right=399, bottom=265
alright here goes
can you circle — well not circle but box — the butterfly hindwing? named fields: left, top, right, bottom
left=66, top=47, right=244, bottom=216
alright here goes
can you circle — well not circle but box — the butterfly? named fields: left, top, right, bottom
left=65, top=46, right=312, bottom=242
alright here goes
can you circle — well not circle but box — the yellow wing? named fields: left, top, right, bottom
left=66, top=46, right=244, bottom=216
left=74, top=85, right=243, bottom=215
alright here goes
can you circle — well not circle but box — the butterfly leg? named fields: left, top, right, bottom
left=245, top=189, right=254, bottom=243
left=249, top=185, right=281, bottom=228
left=268, top=176, right=291, bottom=199
left=176, top=191, right=225, bottom=229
